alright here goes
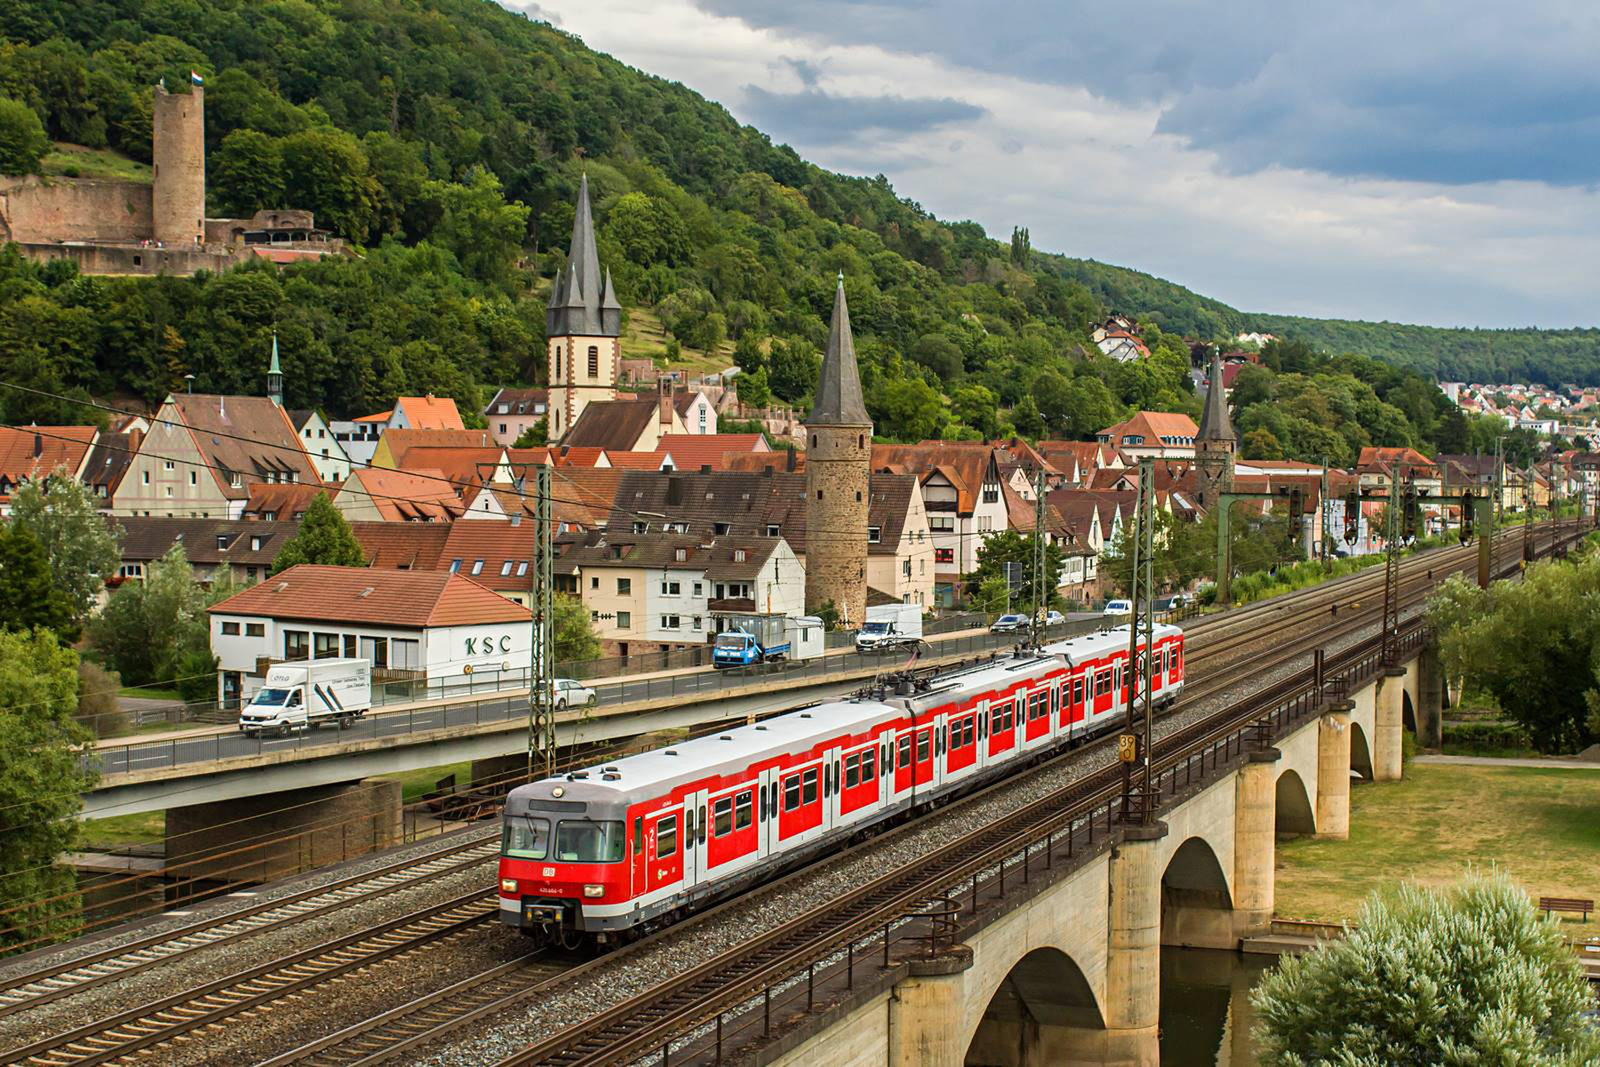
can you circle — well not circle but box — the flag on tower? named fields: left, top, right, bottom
left=190, top=70, right=204, bottom=86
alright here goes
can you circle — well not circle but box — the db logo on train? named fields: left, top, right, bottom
left=1118, top=733, right=1140, bottom=763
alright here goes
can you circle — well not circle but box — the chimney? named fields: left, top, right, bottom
left=785, top=449, right=797, bottom=473
left=219, top=394, right=227, bottom=421
left=33, top=433, right=42, bottom=458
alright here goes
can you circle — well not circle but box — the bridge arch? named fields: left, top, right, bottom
left=963, top=946, right=1104, bottom=1067
left=1402, top=689, right=1417, bottom=735
left=1350, top=720, right=1374, bottom=781
left=1274, top=768, right=1316, bottom=836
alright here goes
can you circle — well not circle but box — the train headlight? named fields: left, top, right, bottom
left=583, top=884, right=605, bottom=898
left=500, top=878, right=519, bottom=895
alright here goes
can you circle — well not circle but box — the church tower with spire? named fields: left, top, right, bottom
left=266, top=332, right=283, bottom=407
left=1194, top=351, right=1237, bottom=511
left=546, top=175, right=622, bottom=440
left=804, top=275, right=873, bottom=626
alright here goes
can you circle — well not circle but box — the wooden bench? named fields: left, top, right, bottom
left=1539, top=896, right=1594, bottom=921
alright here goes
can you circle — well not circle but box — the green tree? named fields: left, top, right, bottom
left=88, top=546, right=216, bottom=691
left=951, top=383, right=1001, bottom=439
left=871, top=375, right=947, bottom=442
left=1252, top=872, right=1600, bottom=1065
left=963, top=530, right=1065, bottom=614
left=1242, top=427, right=1284, bottom=460
left=512, top=418, right=548, bottom=448
left=210, top=128, right=284, bottom=216
left=0, top=522, right=77, bottom=639
left=278, top=127, right=377, bottom=243
left=604, top=191, right=688, bottom=267
left=1428, top=551, right=1600, bottom=753
left=0, top=96, right=49, bottom=175
left=768, top=337, right=820, bottom=404
left=272, top=493, right=366, bottom=575
left=0, top=628, right=97, bottom=951
left=9, top=476, right=121, bottom=624
left=430, top=167, right=531, bottom=287
left=553, top=593, right=600, bottom=663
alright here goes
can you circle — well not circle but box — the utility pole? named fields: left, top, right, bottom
left=1381, top=463, right=1403, bottom=666
left=1120, top=459, right=1154, bottom=822
left=528, top=464, right=556, bottom=779
left=1523, top=464, right=1534, bottom=565
left=1319, top=456, right=1330, bottom=562
left=1138, top=460, right=1155, bottom=824
left=1029, top=466, right=1047, bottom=645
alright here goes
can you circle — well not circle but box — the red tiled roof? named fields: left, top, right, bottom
left=207, top=564, right=528, bottom=627
left=242, top=482, right=326, bottom=521
left=391, top=446, right=506, bottom=490
left=606, top=451, right=669, bottom=470
left=340, top=468, right=462, bottom=521
left=1096, top=411, right=1199, bottom=444
left=377, top=429, right=497, bottom=468
left=352, top=522, right=452, bottom=570
left=164, top=394, right=321, bottom=499
left=394, top=395, right=465, bottom=431
left=0, top=426, right=96, bottom=496
left=656, top=434, right=770, bottom=471
left=872, top=442, right=997, bottom=514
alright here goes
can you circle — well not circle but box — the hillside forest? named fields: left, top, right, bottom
left=0, top=0, right=1580, bottom=466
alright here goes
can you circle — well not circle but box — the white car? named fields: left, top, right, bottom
left=1044, top=610, right=1067, bottom=627
left=552, top=678, right=597, bottom=708
left=1103, top=599, right=1133, bottom=617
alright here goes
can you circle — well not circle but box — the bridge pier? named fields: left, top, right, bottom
left=1315, top=706, right=1352, bottom=839
left=1096, top=820, right=1167, bottom=1066
left=1417, top=641, right=1444, bottom=749
left=1374, top=668, right=1408, bottom=781
left=890, top=952, right=973, bottom=1067
left=164, top=777, right=402, bottom=886
left=1232, top=749, right=1279, bottom=941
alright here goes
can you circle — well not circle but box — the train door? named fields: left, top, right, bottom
left=685, top=789, right=706, bottom=889
left=706, top=782, right=759, bottom=877
left=894, top=730, right=915, bottom=796
left=912, top=722, right=935, bottom=789
left=643, top=807, right=683, bottom=897
left=757, top=766, right=776, bottom=860
left=988, top=696, right=1016, bottom=757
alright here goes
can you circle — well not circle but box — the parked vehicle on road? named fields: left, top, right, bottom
left=855, top=604, right=923, bottom=652
left=713, top=615, right=823, bottom=668
left=1102, top=599, right=1133, bottom=618
left=989, top=613, right=1028, bottom=633
left=1043, top=610, right=1067, bottom=627
left=239, top=659, right=371, bottom=737
left=552, top=679, right=597, bottom=709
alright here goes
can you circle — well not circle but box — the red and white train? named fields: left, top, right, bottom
left=499, top=623, right=1184, bottom=945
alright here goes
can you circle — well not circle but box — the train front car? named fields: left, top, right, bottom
left=499, top=777, right=633, bottom=949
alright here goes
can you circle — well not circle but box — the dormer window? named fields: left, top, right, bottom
left=868, top=526, right=882, bottom=544
left=674, top=548, right=687, bottom=562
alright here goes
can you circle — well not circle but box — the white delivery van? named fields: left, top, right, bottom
left=240, top=659, right=373, bottom=737
left=855, top=603, right=924, bottom=652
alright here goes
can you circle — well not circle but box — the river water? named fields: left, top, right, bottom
left=1159, top=948, right=1277, bottom=1065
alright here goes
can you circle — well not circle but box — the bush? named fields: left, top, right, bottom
left=75, top=659, right=130, bottom=738
left=174, top=647, right=218, bottom=705
left=1442, top=719, right=1533, bottom=753
left=0, top=97, right=49, bottom=175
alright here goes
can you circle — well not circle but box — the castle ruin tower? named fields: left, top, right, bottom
left=804, top=275, right=873, bottom=626
left=152, top=83, right=205, bottom=248
left=545, top=175, right=621, bottom=440
left=1194, top=351, right=1237, bottom=511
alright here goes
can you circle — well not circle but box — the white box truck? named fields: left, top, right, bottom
left=239, top=659, right=372, bottom=737
left=855, top=603, right=924, bottom=652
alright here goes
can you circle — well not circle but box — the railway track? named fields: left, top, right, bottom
left=0, top=833, right=501, bottom=1023
left=1, top=890, right=497, bottom=1067
left=483, top=523, right=1589, bottom=1067
left=251, top=520, right=1584, bottom=1067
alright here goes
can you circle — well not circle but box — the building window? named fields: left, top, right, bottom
left=693, top=616, right=702, bottom=630
left=164, top=460, right=175, bottom=471
left=343, top=634, right=358, bottom=657
left=692, top=581, right=702, bottom=597
left=250, top=536, right=264, bottom=551
left=470, top=559, right=484, bottom=575
left=713, top=522, right=730, bottom=535
left=143, top=470, right=150, bottom=484
left=662, top=615, right=681, bottom=629
left=661, top=580, right=681, bottom=596
left=501, top=560, right=514, bottom=576
left=982, top=486, right=999, bottom=504
left=517, top=561, right=528, bottom=576
left=591, top=576, right=600, bottom=589
left=230, top=472, right=242, bottom=488
left=391, top=638, right=420, bottom=670
left=903, top=558, right=912, bottom=577
left=450, top=559, right=462, bottom=573
left=190, top=471, right=198, bottom=486
left=616, top=611, right=631, bottom=629
left=313, top=632, right=340, bottom=658
left=674, top=547, right=687, bottom=562
left=246, top=622, right=265, bottom=637
left=868, top=526, right=882, bottom=544
left=247, top=565, right=258, bottom=581
left=361, top=636, right=388, bottom=668
left=617, top=578, right=631, bottom=595
left=633, top=521, right=649, bottom=534
left=499, top=424, right=508, bottom=435
left=221, top=621, right=241, bottom=635
left=588, top=346, right=599, bottom=377
left=284, top=630, right=309, bottom=660
left=734, top=549, right=746, bottom=563
left=766, top=525, right=780, bottom=537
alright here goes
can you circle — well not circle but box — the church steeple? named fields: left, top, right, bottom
left=545, top=173, right=616, bottom=339
left=266, top=332, right=283, bottom=407
left=1194, top=351, right=1236, bottom=509
left=807, top=274, right=872, bottom=427
left=1197, top=351, right=1234, bottom=444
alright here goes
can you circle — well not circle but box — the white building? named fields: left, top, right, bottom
left=287, top=409, right=352, bottom=483
left=207, top=564, right=530, bottom=707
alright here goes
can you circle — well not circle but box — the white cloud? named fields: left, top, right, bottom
left=503, top=0, right=1600, bottom=328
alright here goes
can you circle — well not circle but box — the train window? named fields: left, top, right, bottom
left=555, top=820, right=626, bottom=863
left=736, top=792, right=753, bottom=830
left=656, top=816, right=677, bottom=858
left=699, top=806, right=707, bottom=844
left=759, top=787, right=767, bottom=822
left=844, top=753, right=860, bottom=789
left=898, top=735, right=912, bottom=768
left=823, top=762, right=833, bottom=798
left=802, top=768, right=819, bottom=805
left=917, top=732, right=930, bottom=763
left=713, top=797, right=733, bottom=837
left=504, top=816, right=550, bottom=859
left=1095, top=671, right=1111, bottom=698
left=959, top=718, right=974, bottom=747
left=882, top=743, right=891, bottom=772
left=1030, top=692, right=1047, bottom=721
left=1074, top=678, right=1086, bottom=705
left=862, top=748, right=876, bottom=782
left=1113, top=665, right=1121, bottom=694
left=634, top=816, right=643, bottom=854
left=783, top=775, right=801, bottom=811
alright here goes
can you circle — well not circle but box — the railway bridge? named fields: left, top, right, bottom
left=750, top=634, right=1428, bottom=1067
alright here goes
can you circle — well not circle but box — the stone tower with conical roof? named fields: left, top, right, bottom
left=546, top=175, right=622, bottom=440
left=804, top=276, right=873, bottom=625
left=1194, top=351, right=1236, bottom=510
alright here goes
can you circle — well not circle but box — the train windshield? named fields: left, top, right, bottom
left=555, top=819, right=625, bottom=863
left=503, top=816, right=551, bottom=859
left=715, top=634, right=749, bottom=649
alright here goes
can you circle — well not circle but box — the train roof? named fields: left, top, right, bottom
left=1041, top=622, right=1182, bottom=666
left=506, top=696, right=903, bottom=813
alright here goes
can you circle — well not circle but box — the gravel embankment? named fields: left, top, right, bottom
left=411, top=613, right=1407, bottom=1067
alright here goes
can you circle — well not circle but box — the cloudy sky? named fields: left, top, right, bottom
left=505, top=1, right=1600, bottom=329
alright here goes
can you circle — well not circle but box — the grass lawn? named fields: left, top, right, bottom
left=40, top=143, right=152, bottom=182
left=619, top=305, right=735, bottom=377
left=385, top=760, right=475, bottom=805
left=78, top=811, right=165, bottom=851
left=1276, top=762, right=1600, bottom=940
